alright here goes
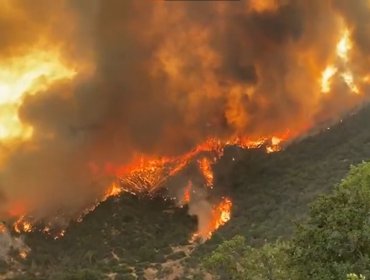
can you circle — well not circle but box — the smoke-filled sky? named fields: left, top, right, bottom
left=0, top=0, right=370, bottom=221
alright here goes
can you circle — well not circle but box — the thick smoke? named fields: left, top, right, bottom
left=0, top=0, right=370, bottom=222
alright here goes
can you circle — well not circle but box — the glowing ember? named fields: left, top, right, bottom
left=54, top=229, right=66, bottom=240
left=182, top=181, right=192, bottom=205
left=198, top=157, right=214, bottom=188
left=0, top=223, right=6, bottom=234
left=14, top=216, right=33, bottom=233
left=19, top=250, right=28, bottom=259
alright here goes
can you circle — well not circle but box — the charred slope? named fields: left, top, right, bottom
left=5, top=104, right=370, bottom=279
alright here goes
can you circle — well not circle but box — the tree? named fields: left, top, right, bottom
left=202, top=235, right=292, bottom=280
left=290, top=162, right=370, bottom=279
left=202, top=162, right=370, bottom=280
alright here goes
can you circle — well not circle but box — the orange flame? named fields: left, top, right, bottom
left=103, top=181, right=123, bottom=200
left=14, top=216, right=32, bottom=234
left=198, top=157, right=214, bottom=188
left=192, top=197, right=232, bottom=241
left=321, top=27, right=362, bottom=95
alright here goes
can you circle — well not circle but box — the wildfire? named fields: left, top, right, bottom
left=105, top=135, right=287, bottom=194
left=9, top=134, right=286, bottom=240
left=93, top=135, right=285, bottom=241
left=2, top=0, right=370, bottom=255
left=0, top=50, right=76, bottom=142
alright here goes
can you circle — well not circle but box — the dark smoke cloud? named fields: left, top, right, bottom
left=0, top=0, right=369, bottom=220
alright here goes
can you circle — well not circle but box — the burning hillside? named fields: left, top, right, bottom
left=1, top=0, right=370, bottom=244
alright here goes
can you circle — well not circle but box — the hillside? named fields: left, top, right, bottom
left=3, top=104, right=370, bottom=279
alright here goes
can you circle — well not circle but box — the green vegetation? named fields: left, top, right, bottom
left=203, top=235, right=291, bottom=280
left=203, top=162, right=370, bottom=279
left=291, top=162, right=370, bottom=279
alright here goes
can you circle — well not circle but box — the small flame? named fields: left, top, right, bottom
left=53, top=229, right=66, bottom=240
left=19, top=250, right=28, bottom=259
left=104, top=181, right=122, bottom=200
left=192, top=197, right=232, bottom=241
left=182, top=181, right=192, bottom=205
left=198, top=157, right=214, bottom=188
left=266, top=136, right=283, bottom=153
left=14, top=216, right=33, bottom=233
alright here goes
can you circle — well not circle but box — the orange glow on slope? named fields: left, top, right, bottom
left=0, top=50, right=76, bottom=142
